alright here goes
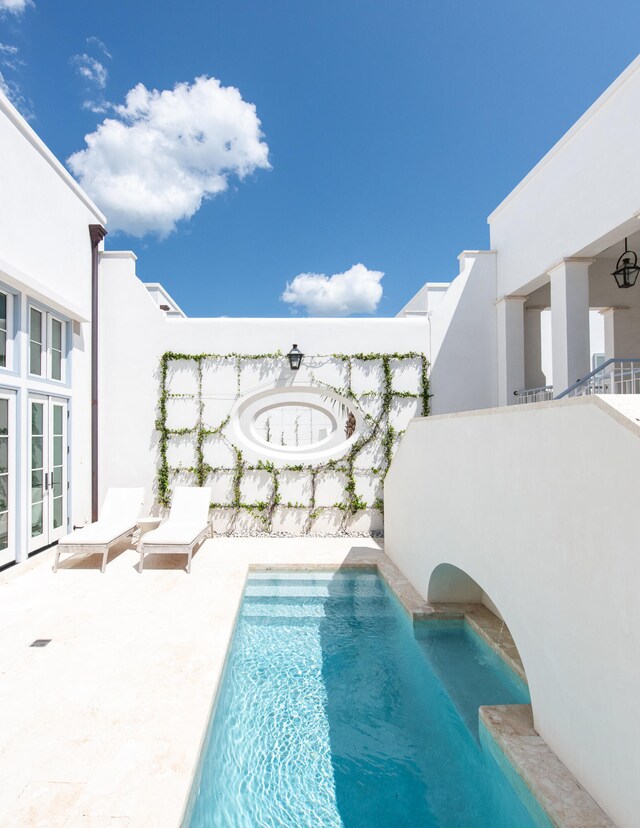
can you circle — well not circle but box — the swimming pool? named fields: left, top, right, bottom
left=186, top=570, right=548, bottom=827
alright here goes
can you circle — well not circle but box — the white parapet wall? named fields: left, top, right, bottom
left=99, top=257, right=430, bottom=534
left=384, top=395, right=640, bottom=828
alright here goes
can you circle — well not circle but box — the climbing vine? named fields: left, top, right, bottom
left=155, top=351, right=430, bottom=535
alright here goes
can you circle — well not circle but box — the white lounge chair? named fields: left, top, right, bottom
left=54, top=487, right=145, bottom=573
left=138, top=487, right=212, bottom=574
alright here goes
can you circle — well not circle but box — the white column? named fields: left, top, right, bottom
left=524, top=307, right=547, bottom=389
left=549, top=259, right=592, bottom=394
left=601, top=307, right=631, bottom=360
left=496, top=296, right=526, bottom=406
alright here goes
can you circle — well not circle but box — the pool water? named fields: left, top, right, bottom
left=187, top=571, right=546, bottom=827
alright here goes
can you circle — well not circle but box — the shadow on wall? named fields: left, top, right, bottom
left=429, top=253, right=497, bottom=415
left=428, top=561, right=487, bottom=603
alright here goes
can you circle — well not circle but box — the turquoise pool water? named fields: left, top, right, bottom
left=187, top=571, right=544, bottom=827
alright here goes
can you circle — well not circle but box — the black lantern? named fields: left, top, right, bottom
left=287, top=344, right=304, bottom=370
left=612, top=238, right=640, bottom=289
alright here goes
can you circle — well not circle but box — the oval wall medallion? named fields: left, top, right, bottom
left=231, top=385, right=362, bottom=462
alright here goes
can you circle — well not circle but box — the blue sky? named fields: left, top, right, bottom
left=1, top=1, right=639, bottom=317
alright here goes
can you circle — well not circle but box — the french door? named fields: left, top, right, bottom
left=0, top=391, right=15, bottom=567
left=29, top=396, right=68, bottom=552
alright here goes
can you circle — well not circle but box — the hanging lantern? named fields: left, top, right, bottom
left=287, top=344, right=304, bottom=370
left=612, top=238, right=640, bottom=289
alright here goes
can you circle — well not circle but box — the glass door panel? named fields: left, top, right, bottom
left=0, top=396, right=10, bottom=564
left=50, top=402, right=66, bottom=537
left=29, top=399, right=46, bottom=549
left=29, top=396, right=68, bottom=551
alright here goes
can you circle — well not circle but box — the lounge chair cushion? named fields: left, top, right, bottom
left=141, top=521, right=207, bottom=548
left=59, top=521, right=136, bottom=547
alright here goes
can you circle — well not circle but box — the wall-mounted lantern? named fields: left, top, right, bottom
left=287, top=344, right=304, bottom=371
left=612, top=238, right=640, bottom=289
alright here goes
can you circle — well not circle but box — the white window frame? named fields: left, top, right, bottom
left=47, top=313, right=66, bottom=383
left=0, top=290, right=14, bottom=374
left=29, top=305, right=45, bottom=378
left=28, top=304, right=67, bottom=383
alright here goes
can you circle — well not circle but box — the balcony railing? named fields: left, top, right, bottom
left=513, top=385, right=554, bottom=404
left=555, top=359, right=640, bottom=399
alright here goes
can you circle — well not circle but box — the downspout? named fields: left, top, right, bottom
left=89, top=224, right=107, bottom=522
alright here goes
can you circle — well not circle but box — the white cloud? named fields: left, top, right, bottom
left=0, top=43, right=23, bottom=71
left=81, top=98, right=111, bottom=114
left=0, top=0, right=32, bottom=14
left=67, top=76, right=270, bottom=237
left=86, top=36, right=111, bottom=60
left=281, top=263, right=384, bottom=316
left=0, top=44, right=33, bottom=119
left=72, top=53, right=107, bottom=89
left=0, top=71, right=33, bottom=118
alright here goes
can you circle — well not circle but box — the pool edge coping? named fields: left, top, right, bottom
left=479, top=705, right=615, bottom=828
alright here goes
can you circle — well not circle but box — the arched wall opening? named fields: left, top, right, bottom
left=427, top=563, right=528, bottom=677
left=427, top=562, right=502, bottom=618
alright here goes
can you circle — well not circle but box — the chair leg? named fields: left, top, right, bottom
left=101, top=547, right=108, bottom=574
left=138, top=550, right=144, bottom=573
left=186, top=547, right=192, bottom=574
left=53, top=549, right=61, bottom=573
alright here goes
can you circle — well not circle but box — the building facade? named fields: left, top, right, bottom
left=0, top=90, right=105, bottom=567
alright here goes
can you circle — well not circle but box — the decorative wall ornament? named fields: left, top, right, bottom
left=155, top=351, right=430, bottom=536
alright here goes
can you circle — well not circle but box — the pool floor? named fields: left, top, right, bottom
left=187, top=571, right=543, bottom=827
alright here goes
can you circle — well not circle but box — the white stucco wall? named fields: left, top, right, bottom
left=427, top=251, right=498, bottom=414
left=0, top=91, right=104, bottom=562
left=0, top=91, right=104, bottom=316
left=99, top=258, right=430, bottom=531
left=384, top=396, right=640, bottom=827
left=490, top=56, right=640, bottom=297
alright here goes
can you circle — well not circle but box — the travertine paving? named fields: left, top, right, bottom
left=0, top=538, right=386, bottom=827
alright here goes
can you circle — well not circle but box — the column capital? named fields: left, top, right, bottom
left=547, top=257, right=595, bottom=277
left=495, top=294, right=527, bottom=307
left=599, top=305, right=630, bottom=316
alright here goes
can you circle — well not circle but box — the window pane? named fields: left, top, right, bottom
left=0, top=399, right=7, bottom=435
left=0, top=436, right=7, bottom=474
left=31, top=437, right=43, bottom=470
left=53, top=405, right=63, bottom=434
left=31, top=502, right=43, bottom=537
left=0, top=293, right=6, bottom=331
left=30, top=309, right=42, bottom=375
left=52, top=349, right=62, bottom=381
left=0, top=475, right=7, bottom=512
left=53, top=497, right=63, bottom=529
left=52, top=319, right=62, bottom=350
left=0, top=330, right=6, bottom=369
left=0, top=512, right=7, bottom=551
left=30, top=342, right=42, bottom=375
left=30, top=308, right=42, bottom=342
left=31, top=470, right=43, bottom=504
left=53, top=435, right=62, bottom=466
left=31, top=403, right=43, bottom=436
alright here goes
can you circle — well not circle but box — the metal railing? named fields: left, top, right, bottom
left=513, top=385, right=554, bottom=404
left=555, top=359, right=640, bottom=399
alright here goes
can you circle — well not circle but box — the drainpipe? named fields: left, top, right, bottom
left=89, top=224, right=107, bottom=522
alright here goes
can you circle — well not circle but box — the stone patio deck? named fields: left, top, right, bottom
left=0, top=538, right=388, bottom=827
